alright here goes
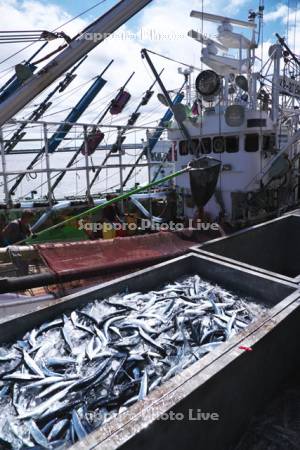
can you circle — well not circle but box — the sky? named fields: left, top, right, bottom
left=0, top=0, right=299, bottom=198
left=51, top=0, right=298, bottom=42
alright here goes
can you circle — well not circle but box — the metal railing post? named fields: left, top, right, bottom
left=118, top=145, right=124, bottom=214
left=0, top=128, right=10, bottom=205
left=83, top=125, right=91, bottom=200
left=43, top=123, right=53, bottom=206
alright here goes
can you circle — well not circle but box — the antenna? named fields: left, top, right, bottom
left=188, top=30, right=228, bottom=51
left=178, top=66, right=194, bottom=105
left=190, top=11, right=257, bottom=29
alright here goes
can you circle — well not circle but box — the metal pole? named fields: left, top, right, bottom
left=118, top=148, right=124, bottom=213
left=271, top=45, right=281, bottom=123
left=276, top=33, right=300, bottom=68
left=122, top=89, right=185, bottom=188
left=110, top=69, right=163, bottom=150
left=8, top=118, right=173, bottom=131
left=147, top=132, right=153, bottom=222
left=95, top=70, right=134, bottom=126
left=5, top=55, right=89, bottom=154
left=0, top=0, right=153, bottom=126
left=141, top=48, right=191, bottom=142
left=0, top=128, right=10, bottom=205
left=9, top=73, right=108, bottom=196
left=0, top=42, right=47, bottom=95
left=0, top=162, right=161, bottom=177
left=43, top=123, right=53, bottom=207
left=88, top=72, right=136, bottom=189
left=83, top=125, right=91, bottom=200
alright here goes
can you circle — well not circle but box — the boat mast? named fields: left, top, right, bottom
left=270, top=42, right=282, bottom=123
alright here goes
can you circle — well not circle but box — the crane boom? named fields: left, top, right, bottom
left=0, top=0, right=152, bottom=127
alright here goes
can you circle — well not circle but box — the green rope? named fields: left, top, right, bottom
left=25, top=166, right=190, bottom=245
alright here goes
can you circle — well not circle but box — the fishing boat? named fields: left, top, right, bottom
left=0, top=0, right=299, bottom=310
left=149, top=7, right=300, bottom=227
left=0, top=1, right=300, bottom=449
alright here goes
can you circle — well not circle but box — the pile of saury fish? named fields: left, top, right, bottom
left=0, top=275, right=264, bottom=449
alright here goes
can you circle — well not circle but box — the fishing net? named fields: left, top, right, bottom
left=35, top=232, right=193, bottom=277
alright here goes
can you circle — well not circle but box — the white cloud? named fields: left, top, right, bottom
left=264, top=4, right=289, bottom=23
left=263, top=2, right=300, bottom=55
left=222, top=0, right=251, bottom=14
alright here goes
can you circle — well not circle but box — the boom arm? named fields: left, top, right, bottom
left=0, top=0, right=152, bottom=127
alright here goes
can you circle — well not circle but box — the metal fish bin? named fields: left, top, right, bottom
left=193, top=213, right=300, bottom=284
left=0, top=252, right=299, bottom=450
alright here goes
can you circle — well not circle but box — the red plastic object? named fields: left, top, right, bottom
left=110, top=91, right=131, bottom=115
left=115, top=227, right=127, bottom=237
left=192, top=100, right=199, bottom=115
left=80, top=129, right=105, bottom=156
left=239, top=346, right=253, bottom=352
left=36, top=232, right=193, bottom=277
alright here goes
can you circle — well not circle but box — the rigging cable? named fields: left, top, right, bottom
left=294, top=0, right=298, bottom=53
left=0, top=0, right=108, bottom=67
left=142, top=49, right=201, bottom=72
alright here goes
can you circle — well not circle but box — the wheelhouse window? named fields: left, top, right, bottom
left=190, top=139, right=200, bottom=155
left=225, top=136, right=239, bottom=153
left=179, top=140, right=188, bottom=155
left=213, top=136, right=225, bottom=153
left=262, top=134, right=276, bottom=152
left=245, top=134, right=259, bottom=152
left=179, top=139, right=200, bottom=155
left=200, top=138, right=212, bottom=154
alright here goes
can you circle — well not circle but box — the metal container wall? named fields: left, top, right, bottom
left=192, top=214, right=300, bottom=284
left=0, top=252, right=296, bottom=342
left=0, top=253, right=299, bottom=450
